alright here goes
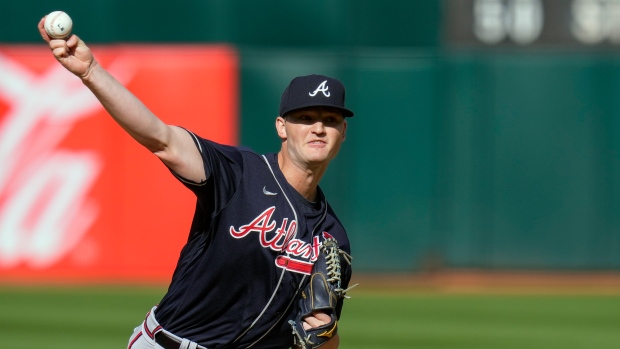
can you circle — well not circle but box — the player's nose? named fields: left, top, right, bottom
left=310, top=120, right=326, bottom=134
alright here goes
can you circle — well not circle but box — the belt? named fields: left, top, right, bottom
left=155, top=331, right=183, bottom=349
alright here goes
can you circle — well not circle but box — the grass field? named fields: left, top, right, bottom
left=0, top=285, right=619, bottom=349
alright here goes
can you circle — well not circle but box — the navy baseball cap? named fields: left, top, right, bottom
left=279, top=74, right=354, bottom=117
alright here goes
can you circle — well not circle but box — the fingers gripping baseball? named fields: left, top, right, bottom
left=38, top=16, right=95, bottom=79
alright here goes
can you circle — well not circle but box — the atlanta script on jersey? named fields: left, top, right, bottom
left=151, top=131, right=352, bottom=349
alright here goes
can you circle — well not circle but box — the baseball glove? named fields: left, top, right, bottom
left=289, top=237, right=357, bottom=349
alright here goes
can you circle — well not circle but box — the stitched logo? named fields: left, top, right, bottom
left=230, top=207, right=330, bottom=275
left=263, top=186, right=278, bottom=196
left=309, top=80, right=330, bottom=97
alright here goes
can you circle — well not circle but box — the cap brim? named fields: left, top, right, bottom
left=282, top=103, right=354, bottom=118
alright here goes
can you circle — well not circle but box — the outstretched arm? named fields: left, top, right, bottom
left=37, top=17, right=205, bottom=183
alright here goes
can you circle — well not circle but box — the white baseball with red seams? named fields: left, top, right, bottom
left=44, top=11, right=73, bottom=39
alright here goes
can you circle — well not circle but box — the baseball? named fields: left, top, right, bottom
left=44, top=11, right=73, bottom=39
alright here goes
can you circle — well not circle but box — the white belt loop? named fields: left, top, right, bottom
left=146, top=306, right=161, bottom=334
left=142, top=306, right=162, bottom=341
left=179, top=337, right=199, bottom=349
left=145, top=306, right=206, bottom=349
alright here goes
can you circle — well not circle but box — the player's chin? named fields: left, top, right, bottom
left=305, top=151, right=338, bottom=165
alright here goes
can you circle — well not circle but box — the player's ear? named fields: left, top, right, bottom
left=276, top=116, right=287, bottom=139
left=341, top=119, right=347, bottom=142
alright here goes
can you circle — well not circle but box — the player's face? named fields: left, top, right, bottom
left=277, top=107, right=347, bottom=167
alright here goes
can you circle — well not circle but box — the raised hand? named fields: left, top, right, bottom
left=37, top=16, right=97, bottom=79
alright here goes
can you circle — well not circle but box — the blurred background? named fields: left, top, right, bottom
left=1, top=0, right=620, bottom=348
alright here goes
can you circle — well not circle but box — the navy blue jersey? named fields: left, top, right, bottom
left=154, top=131, right=352, bottom=349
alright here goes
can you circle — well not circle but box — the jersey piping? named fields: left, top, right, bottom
left=230, top=154, right=301, bottom=346
left=244, top=155, right=327, bottom=348
left=170, top=130, right=208, bottom=187
left=232, top=154, right=328, bottom=348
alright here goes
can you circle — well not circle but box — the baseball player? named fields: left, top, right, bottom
left=39, top=16, right=354, bottom=349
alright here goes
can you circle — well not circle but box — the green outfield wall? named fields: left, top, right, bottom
left=4, top=0, right=440, bottom=47
left=5, top=1, right=620, bottom=272
left=240, top=49, right=620, bottom=272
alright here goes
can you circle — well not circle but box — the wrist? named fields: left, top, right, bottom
left=80, top=59, right=101, bottom=84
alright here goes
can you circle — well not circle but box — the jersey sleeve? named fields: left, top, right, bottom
left=170, top=129, right=244, bottom=215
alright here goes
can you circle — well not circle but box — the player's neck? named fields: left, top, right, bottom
left=277, top=151, right=327, bottom=202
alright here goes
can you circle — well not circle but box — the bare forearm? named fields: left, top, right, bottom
left=39, top=17, right=204, bottom=181
left=81, top=61, right=170, bottom=153
left=80, top=60, right=204, bottom=181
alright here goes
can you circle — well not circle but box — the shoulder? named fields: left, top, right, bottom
left=188, top=133, right=261, bottom=165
